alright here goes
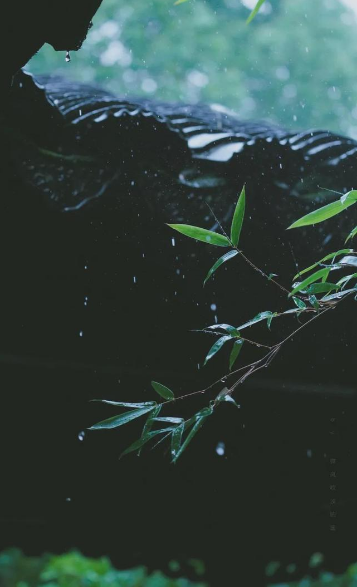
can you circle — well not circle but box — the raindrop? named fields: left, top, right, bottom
left=65, top=50, right=71, bottom=63
left=307, top=449, right=312, bottom=458
left=65, top=497, right=72, bottom=502
left=216, top=441, right=225, bottom=456
left=79, top=331, right=83, bottom=337
left=79, top=109, right=82, bottom=116
left=133, top=276, right=137, bottom=283
left=78, top=431, right=85, bottom=442
left=210, top=303, right=217, bottom=311
left=84, top=265, right=88, bottom=270
left=171, top=238, right=176, bottom=247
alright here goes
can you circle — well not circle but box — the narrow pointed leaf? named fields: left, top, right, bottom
left=206, top=323, right=240, bottom=336
left=338, top=255, right=357, bottom=268
left=293, top=249, right=352, bottom=280
left=151, top=381, right=175, bottom=401
left=203, top=335, right=232, bottom=365
left=230, top=186, right=246, bottom=246
left=289, top=268, right=330, bottom=297
left=204, top=250, right=238, bottom=285
left=292, top=297, right=306, bottom=309
left=229, top=339, right=244, bottom=370
left=120, top=429, right=173, bottom=458
left=171, top=422, right=185, bottom=460
left=167, top=224, right=230, bottom=247
left=306, top=282, right=339, bottom=295
left=287, top=190, right=357, bottom=229
left=138, top=405, right=162, bottom=454
left=336, top=273, right=357, bottom=288
left=309, top=295, right=319, bottom=309
left=224, top=395, right=241, bottom=408
left=89, top=406, right=155, bottom=430
left=246, top=0, right=267, bottom=23
left=345, top=225, right=357, bottom=242
left=91, top=400, right=157, bottom=409
left=153, top=417, right=184, bottom=424
left=321, top=287, right=357, bottom=301
left=237, top=311, right=274, bottom=330
left=172, top=415, right=210, bottom=463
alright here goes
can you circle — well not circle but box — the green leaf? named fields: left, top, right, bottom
left=167, top=224, right=230, bottom=247
left=306, top=282, right=339, bottom=295
left=237, top=311, right=274, bottom=330
left=89, top=406, right=155, bottom=430
left=345, top=225, right=357, bottom=242
left=153, top=416, right=184, bottom=424
left=138, top=405, right=162, bottom=454
left=171, top=422, right=185, bottom=460
left=246, top=0, right=267, bottom=24
left=91, top=400, right=157, bottom=408
left=230, top=185, right=246, bottom=246
left=321, top=287, right=357, bottom=301
left=120, top=429, right=172, bottom=458
left=151, top=381, right=175, bottom=401
left=293, top=249, right=352, bottom=280
left=203, top=335, right=232, bottom=365
left=204, top=250, right=239, bottom=285
left=174, top=0, right=189, bottom=4
left=223, top=395, right=241, bottom=408
left=292, top=296, right=307, bottom=309
left=287, top=190, right=357, bottom=229
left=338, top=255, right=357, bottom=268
left=289, top=268, right=330, bottom=297
left=229, top=339, right=244, bottom=370
left=206, top=323, right=240, bottom=336
left=172, top=414, right=211, bottom=463
left=309, top=295, right=319, bottom=309
left=336, top=273, right=357, bottom=288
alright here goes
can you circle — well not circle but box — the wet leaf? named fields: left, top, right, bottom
left=230, top=185, right=246, bottom=246
left=309, top=295, right=319, bottom=309
left=289, top=268, right=330, bottom=297
left=167, top=224, right=230, bottom=247
left=223, top=395, right=241, bottom=408
left=293, top=249, right=352, bottom=280
left=246, top=0, right=267, bottom=24
left=139, top=405, right=162, bottom=454
left=206, top=323, right=240, bottom=336
left=91, top=400, right=157, bottom=408
left=287, top=190, right=357, bottom=229
left=204, top=250, right=239, bottom=285
left=267, top=313, right=277, bottom=329
left=306, top=282, right=339, bottom=294
left=151, top=381, right=175, bottom=401
left=153, top=416, right=184, bottom=424
left=237, top=311, right=274, bottom=330
left=171, top=422, right=185, bottom=460
left=292, top=296, right=307, bottom=309
left=345, top=225, right=357, bottom=242
left=120, top=429, right=172, bottom=458
left=229, top=339, right=244, bottom=370
left=203, top=335, right=232, bottom=365
left=89, top=406, right=155, bottom=430
left=172, top=414, right=211, bottom=463
left=336, top=273, right=357, bottom=288
left=338, top=255, right=357, bottom=268
left=321, top=287, right=357, bottom=301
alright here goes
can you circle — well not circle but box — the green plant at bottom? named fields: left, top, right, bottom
left=0, top=550, right=207, bottom=587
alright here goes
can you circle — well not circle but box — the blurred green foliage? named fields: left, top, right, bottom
left=0, top=550, right=207, bottom=587
left=267, top=554, right=357, bottom=586
left=27, top=0, right=357, bottom=137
